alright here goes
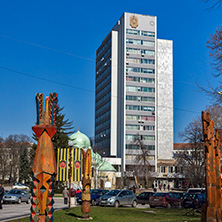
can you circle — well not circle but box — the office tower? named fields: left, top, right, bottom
left=95, top=12, right=173, bottom=175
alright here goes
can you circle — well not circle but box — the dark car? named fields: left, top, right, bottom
left=170, top=192, right=185, bottom=199
left=149, top=192, right=181, bottom=208
left=77, top=189, right=109, bottom=206
left=3, top=189, right=31, bottom=204
left=137, top=192, right=154, bottom=205
left=99, top=189, right=137, bottom=207
left=181, top=193, right=205, bottom=208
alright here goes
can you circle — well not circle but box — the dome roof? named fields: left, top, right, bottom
left=98, top=161, right=116, bottom=172
left=69, top=130, right=91, bottom=149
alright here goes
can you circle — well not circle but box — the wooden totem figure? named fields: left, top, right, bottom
left=202, top=111, right=222, bottom=222
left=81, top=149, right=92, bottom=219
left=215, top=129, right=222, bottom=221
left=31, top=93, right=58, bottom=222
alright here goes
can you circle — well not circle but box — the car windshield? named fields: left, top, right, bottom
left=106, top=190, right=120, bottom=196
left=91, top=190, right=100, bottom=195
left=183, top=193, right=199, bottom=199
left=8, top=190, right=22, bottom=194
left=153, top=193, right=166, bottom=197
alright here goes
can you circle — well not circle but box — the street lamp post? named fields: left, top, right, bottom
left=68, top=140, right=74, bottom=212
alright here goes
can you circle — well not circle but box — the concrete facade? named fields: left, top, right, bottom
left=157, top=39, right=173, bottom=160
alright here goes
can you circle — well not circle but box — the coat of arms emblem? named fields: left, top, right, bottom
left=130, top=15, right=138, bottom=28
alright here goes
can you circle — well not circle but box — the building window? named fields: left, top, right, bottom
left=126, top=67, right=155, bottom=74
left=126, top=86, right=140, bottom=92
left=126, top=134, right=139, bottom=140
left=141, top=106, right=155, bottom=112
left=141, top=59, right=155, bottom=64
left=142, top=135, right=155, bottom=141
left=126, top=29, right=140, bottom=35
left=126, top=48, right=140, bottom=55
left=168, top=166, right=173, bottom=173
left=141, top=116, right=155, bottom=121
left=141, top=87, right=155, bottom=93
left=127, top=58, right=140, bottom=64
left=126, top=38, right=155, bottom=47
left=141, top=49, right=155, bottom=56
left=141, top=30, right=155, bottom=37
left=143, top=125, right=155, bottom=131
left=126, top=125, right=140, bottom=130
left=125, top=155, right=136, bottom=160
left=126, top=38, right=141, bottom=45
left=160, top=166, right=166, bottom=173
left=141, top=40, right=155, bottom=47
left=126, top=105, right=140, bottom=111
left=140, top=97, right=155, bottom=102
left=126, top=29, right=155, bottom=37
left=126, top=95, right=138, bottom=101
left=141, top=68, right=155, bottom=74
left=126, top=115, right=139, bottom=120
left=126, top=144, right=155, bottom=150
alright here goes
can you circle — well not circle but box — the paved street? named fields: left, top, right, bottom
left=0, top=198, right=68, bottom=222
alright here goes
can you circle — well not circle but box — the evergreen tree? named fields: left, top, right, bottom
left=52, top=105, right=74, bottom=150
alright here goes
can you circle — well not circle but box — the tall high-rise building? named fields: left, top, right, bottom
left=95, top=12, right=173, bottom=176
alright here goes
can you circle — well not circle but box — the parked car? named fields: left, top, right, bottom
left=77, top=189, right=109, bottom=206
left=99, top=189, right=137, bottom=207
left=137, top=192, right=154, bottom=205
left=149, top=192, right=181, bottom=208
left=3, top=189, right=31, bottom=204
left=181, top=193, right=205, bottom=208
left=12, top=183, right=30, bottom=191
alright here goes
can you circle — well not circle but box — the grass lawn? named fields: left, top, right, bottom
left=11, top=206, right=201, bottom=222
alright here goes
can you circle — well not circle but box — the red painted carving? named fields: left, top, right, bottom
left=31, top=93, right=58, bottom=222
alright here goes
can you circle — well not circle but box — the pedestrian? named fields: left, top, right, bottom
left=132, top=185, right=136, bottom=193
left=71, top=188, right=76, bottom=197
left=76, top=188, right=81, bottom=199
left=163, top=184, right=166, bottom=191
left=167, top=184, right=170, bottom=191
left=159, top=183, right=162, bottom=191
left=0, top=184, right=4, bottom=209
left=62, top=187, right=69, bottom=204
left=152, top=183, right=154, bottom=191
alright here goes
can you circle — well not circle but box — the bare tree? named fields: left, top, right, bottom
left=202, top=0, right=222, bottom=10
left=3, top=134, right=31, bottom=182
left=176, top=104, right=222, bottom=187
left=176, top=116, right=205, bottom=187
left=205, top=105, right=222, bottom=129
left=199, top=1, right=222, bottom=103
left=0, top=137, right=10, bottom=181
left=207, top=25, right=222, bottom=78
left=132, top=135, right=154, bottom=188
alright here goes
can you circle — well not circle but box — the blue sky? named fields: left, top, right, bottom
left=0, top=0, right=221, bottom=142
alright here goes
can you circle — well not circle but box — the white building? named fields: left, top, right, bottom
left=95, top=12, right=173, bottom=177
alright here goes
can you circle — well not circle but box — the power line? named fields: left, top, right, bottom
left=0, top=66, right=94, bottom=93
left=0, top=34, right=94, bottom=62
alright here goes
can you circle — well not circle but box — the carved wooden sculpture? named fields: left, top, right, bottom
left=81, top=149, right=91, bottom=219
left=31, top=93, right=58, bottom=222
left=215, top=129, right=222, bottom=221
left=202, top=111, right=222, bottom=222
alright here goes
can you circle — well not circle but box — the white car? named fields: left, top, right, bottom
left=12, top=183, right=30, bottom=191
